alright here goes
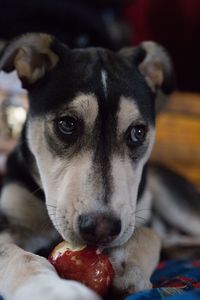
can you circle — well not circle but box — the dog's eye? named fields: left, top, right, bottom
left=127, top=125, right=147, bottom=146
left=56, top=117, right=78, bottom=135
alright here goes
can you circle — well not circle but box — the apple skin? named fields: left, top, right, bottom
left=48, top=241, right=114, bottom=296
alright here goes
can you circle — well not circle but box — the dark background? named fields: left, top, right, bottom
left=0, top=0, right=200, bottom=91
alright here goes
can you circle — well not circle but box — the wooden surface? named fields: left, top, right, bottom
left=151, top=92, right=200, bottom=191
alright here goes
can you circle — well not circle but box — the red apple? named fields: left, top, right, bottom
left=48, top=241, right=114, bottom=296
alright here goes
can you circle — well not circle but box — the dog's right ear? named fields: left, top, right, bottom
left=120, top=41, right=176, bottom=94
left=120, top=42, right=176, bottom=112
left=0, top=33, right=59, bottom=87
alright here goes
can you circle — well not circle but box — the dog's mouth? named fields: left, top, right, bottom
left=60, top=220, right=135, bottom=249
left=47, top=205, right=135, bottom=249
left=76, top=224, right=135, bottom=249
left=79, top=233, right=120, bottom=247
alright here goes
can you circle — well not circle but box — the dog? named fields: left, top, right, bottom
left=0, top=33, right=199, bottom=300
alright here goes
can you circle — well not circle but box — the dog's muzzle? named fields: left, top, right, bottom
left=78, top=213, right=121, bottom=245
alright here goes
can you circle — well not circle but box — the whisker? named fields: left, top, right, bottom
left=30, top=187, right=43, bottom=197
left=48, top=213, right=57, bottom=217
left=135, top=216, right=147, bottom=222
left=134, top=208, right=151, bottom=214
left=46, top=204, right=56, bottom=209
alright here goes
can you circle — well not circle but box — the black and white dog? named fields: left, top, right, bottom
left=0, top=33, right=199, bottom=300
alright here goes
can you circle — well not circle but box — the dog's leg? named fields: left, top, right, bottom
left=0, top=241, right=100, bottom=300
left=108, top=227, right=161, bottom=295
left=0, top=184, right=100, bottom=300
left=0, top=214, right=100, bottom=300
left=148, top=165, right=200, bottom=246
left=0, top=182, right=57, bottom=252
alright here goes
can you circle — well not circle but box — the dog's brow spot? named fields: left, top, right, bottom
left=101, top=69, right=107, bottom=98
left=68, top=94, right=98, bottom=127
left=117, top=96, right=141, bottom=136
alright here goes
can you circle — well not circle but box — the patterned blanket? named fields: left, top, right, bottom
left=126, top=260, right=200, bottom=300
left=1, top=260, right=200, bottom=300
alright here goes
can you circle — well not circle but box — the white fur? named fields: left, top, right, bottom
left=0, top=243, right=99, bottom=300
left=101, top=70, right=107, bottom=97
left=27, top=94, right=155, bottom=248
left=12, top=275, right=100, bottom=300
left=135, top=189, right=153, bottom=225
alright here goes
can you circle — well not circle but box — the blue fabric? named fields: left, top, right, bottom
left=126, top=289, right=200, bottom=300
left=125, top=260, right=200, bottom=300
left=165, top=290, right=200, bottom=300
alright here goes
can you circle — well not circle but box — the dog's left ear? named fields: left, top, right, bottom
left=0, top=33, right=59, bottom=87
left=120, top=41, right=175, bottom=94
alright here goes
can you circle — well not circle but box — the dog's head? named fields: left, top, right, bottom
left=0, top=34, right=175, bottom=247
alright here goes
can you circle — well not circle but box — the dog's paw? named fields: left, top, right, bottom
left=12, top=274, right=101, bottom=300
left=112, top=264, right=152, bottom=295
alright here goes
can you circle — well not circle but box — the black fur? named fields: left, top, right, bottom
left=4, top=126, right=45, bottom=201
left=24, top=43, right=157, bottom=203
left=137, top=164, right=148, bottom=201
left=28, top=43, right=155, bottom=126
left=1, top=37, right=162, bottom=212
left=0, top=212, right=10, bottom=232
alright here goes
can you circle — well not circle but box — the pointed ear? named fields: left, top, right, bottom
left=120, top=41, right=176, bottom=94
left=0, top=33, right=59, bottom=86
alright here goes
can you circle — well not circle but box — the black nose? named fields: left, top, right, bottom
left=78, top=213, right=121, bottom=245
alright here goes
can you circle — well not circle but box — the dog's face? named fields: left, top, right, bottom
left=0, top=34, right=174, bottom=247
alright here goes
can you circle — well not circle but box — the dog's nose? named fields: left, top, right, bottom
left=78, top=213, right=121, bottom=245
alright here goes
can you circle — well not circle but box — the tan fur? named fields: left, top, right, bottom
left=139, top=41, right=170, bottom=91
left=110, top=227, right=161, bottom=294
left=117, top=96, right=156, bottom=155
left=0, top=33, right=59, bottom=83
left=66, top=93, right=99, bottom=127
left=119, top=41, right=171, bottom=92
left=117, top=96, right=141, bottom=136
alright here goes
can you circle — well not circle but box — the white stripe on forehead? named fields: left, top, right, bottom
left=101, top=69, right=108, bottom=98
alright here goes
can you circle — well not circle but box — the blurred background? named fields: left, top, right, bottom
left=0, top=0, right=199, bottom=190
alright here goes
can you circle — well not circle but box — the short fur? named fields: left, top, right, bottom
left=0, top=33, right=198, bottom=300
